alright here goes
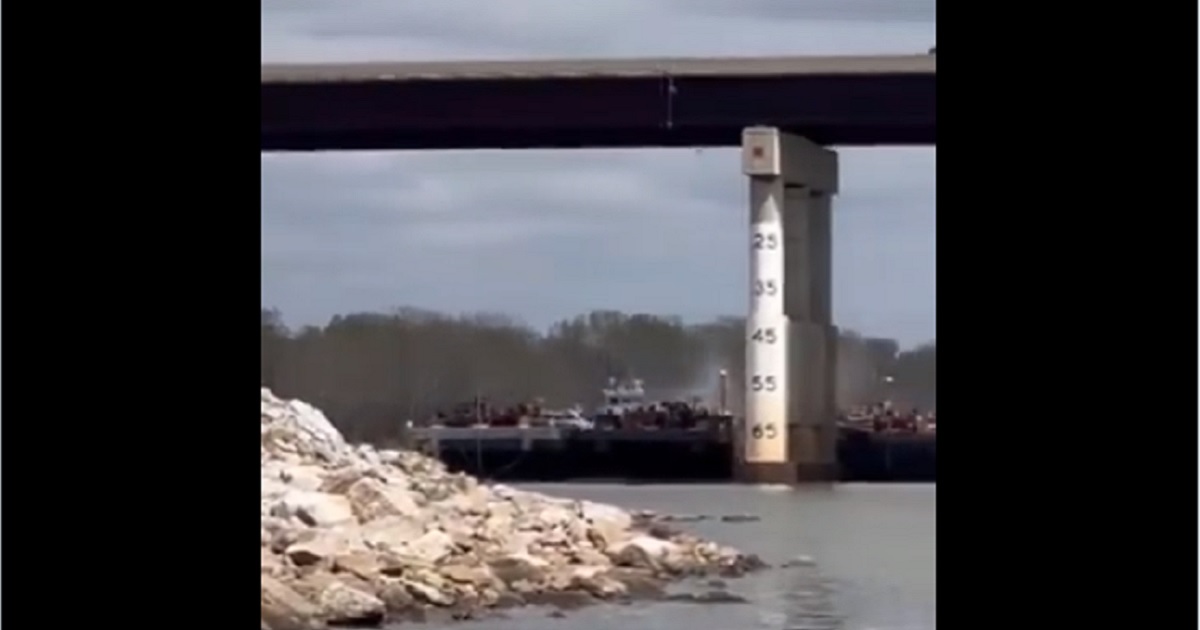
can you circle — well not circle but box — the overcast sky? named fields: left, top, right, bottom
left=261, top=0, right=936, bottom=347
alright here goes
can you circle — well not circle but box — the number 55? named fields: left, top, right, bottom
left=750, top=375, right=777, bottom=392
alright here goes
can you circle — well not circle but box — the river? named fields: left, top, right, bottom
left=422, top=483, right=935, bottom=630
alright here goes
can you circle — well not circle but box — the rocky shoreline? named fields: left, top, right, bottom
left=261, top=389, right=766, bottom=629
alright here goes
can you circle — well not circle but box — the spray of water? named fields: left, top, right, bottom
left=651, top=352, right=736, bottom=411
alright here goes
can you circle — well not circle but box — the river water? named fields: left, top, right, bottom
left=423, top=483, right=935, bottom=630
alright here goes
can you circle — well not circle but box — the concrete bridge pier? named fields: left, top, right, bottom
left=736, top=127, right=840, bottom=484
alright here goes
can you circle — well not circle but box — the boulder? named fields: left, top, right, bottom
left=435, top=484, right=491, bottom=516
left=317, top=581, right=385, bottom=626
left=262, top=476, right=292, bottom=500
left=359, top=515, right=426, bottom=552
left=285, top=530, right=365, bottom=568
left=570, top=546, right=611, bottom=567
left=403, top=578, right=453, bottom=606
left=605, top=568, right=665, bottom=599
left=488, top=553, right=549, bottom=586
left=532, top=504, right=576, bottom=530
left=261, top=389, right=348, bottom=464
left=262, top=548, right=290, bottom=578
left=606, top=536, right=681, bottom=571
left=344, top=477, right=421, bottom=523
left=261, top=576, right=323, bottom=630
left=271, top=490, right=356, bottom=529
left=406, top=529, right=456, bottom=564
left=277, top=464, right=327, bottom=492
left=438, top=563, right=495, bottom=587
left=585, top=524, right=625, bottom=552
left=581, top=501, right=633, bottom=531
left=318, top=465, right=370, bottom=496
left=374, top=579, right=416, bottom=613
left=332, top=550, right=380, bottom=580
left=569, top=567, right=627, bottom=599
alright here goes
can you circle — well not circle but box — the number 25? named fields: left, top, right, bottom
left=752, top=233, right=778, bottom=250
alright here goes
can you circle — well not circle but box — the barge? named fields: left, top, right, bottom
left=407, top=378, right=935, bottom=483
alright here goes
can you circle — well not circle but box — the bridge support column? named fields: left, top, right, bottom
left=736, top=127, right=840, bottom=484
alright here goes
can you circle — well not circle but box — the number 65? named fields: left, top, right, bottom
left=751, top=423, right=777, bottom=439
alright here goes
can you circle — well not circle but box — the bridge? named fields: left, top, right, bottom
left=261, top=54, right=935, bottom=151
left=260, top=54, right=937, bottom=484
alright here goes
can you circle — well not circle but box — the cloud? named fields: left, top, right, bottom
left=261, top=0, right=936, bottom=61
left=261, top=0, right=937, bottom=346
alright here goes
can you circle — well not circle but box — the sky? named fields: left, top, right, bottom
left=260, top=0, right=937, bottom=347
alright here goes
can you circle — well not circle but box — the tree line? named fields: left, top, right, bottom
left=261, top=307, right=935, bottom=443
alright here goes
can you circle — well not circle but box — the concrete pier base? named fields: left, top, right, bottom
left=733, top=461, right=840, bottom=484
left=736, top=127, right=840, bottom=485
left=787, top=425, right=840, bottom=482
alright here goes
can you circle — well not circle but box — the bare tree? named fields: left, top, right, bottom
left=261, top=306, right=935, bottom=443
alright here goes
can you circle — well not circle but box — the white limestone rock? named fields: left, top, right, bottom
left=359, top=515, right=427, bottom=552
left=270, top=489, right=356, bottom=529
left=317, top=582, right=385, bottom=626
left=344, top=477, right=421, bottom=523
left=258, top=388, right=765, bottom=628
left=261, top=576, right=323, bottom=630
left=261, top=388, right=349, bottom=464
left=285, top=528, right=367, bottom=567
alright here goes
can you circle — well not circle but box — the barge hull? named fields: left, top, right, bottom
left=418, top=428, right=934, bottom=483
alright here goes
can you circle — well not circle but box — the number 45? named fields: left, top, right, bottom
left=750, top=328, right=777, bottom=344
left=750, top=375, right=777, bottom=392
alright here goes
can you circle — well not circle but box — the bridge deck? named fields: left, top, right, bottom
left=261, top=54, right=935, bottom=83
